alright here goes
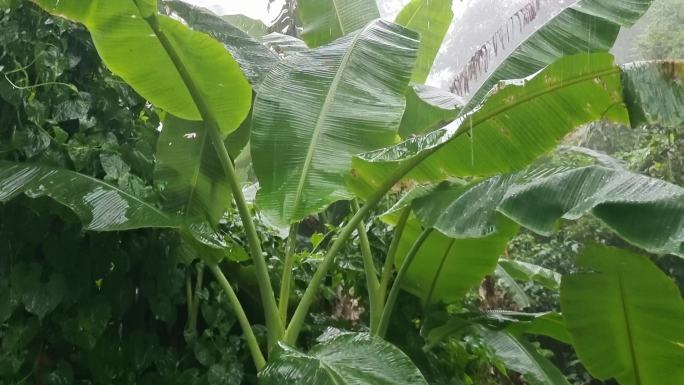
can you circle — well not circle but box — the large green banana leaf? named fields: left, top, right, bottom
left=479, top=329, right=571, bottom=385
left=251, top=20, right=419, bottom=226
left=259, top=331, right=428, bottom=385
left=154, top=115, right=230, bottom=226
left=0, top=161, right=177, bottom=231
left=621, top=61, right=684, bottom=127
left=35, top=0, right=251, bottom=135
left=459, top=0, right=653, bottom=109
left=395, top=215, right=518, bottom=306
left=348, top=53, right=627, bottom=198
left=398, top=84, right=462, bottom=138
left=162, top=0, right=278, bottom=85
left=395, top=0, right=453, bottom=83
left=413, top=166, right=684, bottom=257
left=221, top=14, right=268, bottom=39
left=560, top=245, right=684, bottom=385
left=297, top=0, right=380, bottom=48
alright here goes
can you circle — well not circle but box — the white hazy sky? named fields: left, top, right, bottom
left=185, top=0, right=280, bottom=22
left=184, top=0, right=475, bottom=21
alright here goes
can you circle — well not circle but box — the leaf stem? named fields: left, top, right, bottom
left=278, top=223, right=299, bottom=325
left=284, top=151, right=433, bottom=345
left=142, top=13, right=284, bottom=345
left=378, top=207, right=410, bottom=307
left=208, top=263, right=267, bottom=371
left=188, top=262, right=205, bottom=333
left=351, top=200, right=382, bottom=332
left=378, top=227, right=432, bottom=337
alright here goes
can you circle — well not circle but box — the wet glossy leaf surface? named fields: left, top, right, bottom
left=163, top=0, right=278, bottom=85
left=155, top=115, right=230, bottom=226
left=252, top=20, right=419, bottom=226
left=561, top=245, right=684, bottom=385
left=395, top=0, right=453, bottom=83
left=0, top=161, right=178, bottom=231
left=349, top=53, right=628, bottom=198
left=260, top=330, right=428, bottom=385
left=460, top=0, right=654, bottom=108
left=414, top=165, right=684, bottom=257
left=298, top=0, right=380, bottom=48
left=34, top=0, right=252, bottom=134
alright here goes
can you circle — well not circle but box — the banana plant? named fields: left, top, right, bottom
left=3, top=0, right=683, bottom=383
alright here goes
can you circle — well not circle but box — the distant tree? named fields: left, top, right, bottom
left=637, top=0, right=684, bottom=59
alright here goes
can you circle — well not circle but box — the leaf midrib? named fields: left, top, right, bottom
left=0, top=162, right=173, bottom=225
left=462, top=0, right=595, bottom=109
left=184, top=127, right=209, bottom=221
left=424, top=237, right=456, bottom=305
left=617, top=269, right=643, bottom=385
left=290, top=25, right=367, bottom=219
left=330, top=0, right=346, bottom=35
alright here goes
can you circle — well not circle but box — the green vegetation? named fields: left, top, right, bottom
left=1, top=0, right=682, bottom=384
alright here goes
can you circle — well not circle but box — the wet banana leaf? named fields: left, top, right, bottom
left=621, top=60, right=684, bottom=128
left=162, top=0, right=278, bottom=85
left=460, top=0, right=653, bottom=109
left=560, top=245, right=684, bottom=385
left=398, top=84, right=463, bottom=138
left=298, top=0, right=380, bottom=48
left=251, top=20, right=418, bottom=226
left=348, top=53, right=627, bottom=198
left=35, top=0, right=251, bottom=135
left=413, top=166, right=684, bottom=257
left=0, top=161, right=177, bottom=231
left=262, top=33, right=309, bottom=57
left=154, top=115, right=231, bottom=226
left=480, top=329, right=571, bottom=385
left=259, top=331, right=428, bottom=385
left=221, top=14, right=268, bottom=39
left=395, top=215, right=519, bottom=306
left=395, top=0, right=453, bottom=83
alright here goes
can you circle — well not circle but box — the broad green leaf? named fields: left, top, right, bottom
left=621, top=61, right=684, bottom=128
left=252, top=20, right=419, bottom=226
left=0, top=161, right=178, bottom=231
left=413, top=165, right=684, bottom=257
left=395, top=216, right=518, bottom=306
left=11, top=263, right=66, bottom=319
left=263, top=32, right=309, bottom=57
left=35, top=0, right=251, bottom=135
left=395, top=0, right=453, bottom=83
left=459, top=0, right=653, bottom=108
left=259, top=331, right=428, bottom=385
left=154, top=115, right=230, bottom=225
left=297, top=0, right=380, bottom=48
left=480, top=329, right=571, bottom=385
left=348, top=53, right=628, bottom=198
left=379, top=183, right=439, bottom=225
left=163, top=0, right=278, bottom=85
left=560, top=245, right=684, bottom=385
left=498, top=260, right=561, bottom=291
left=221, top=14, right=268, bottom=39
left=499, top=166, right=684, bottom=256
left=398, top=84, right=462, bottom=138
